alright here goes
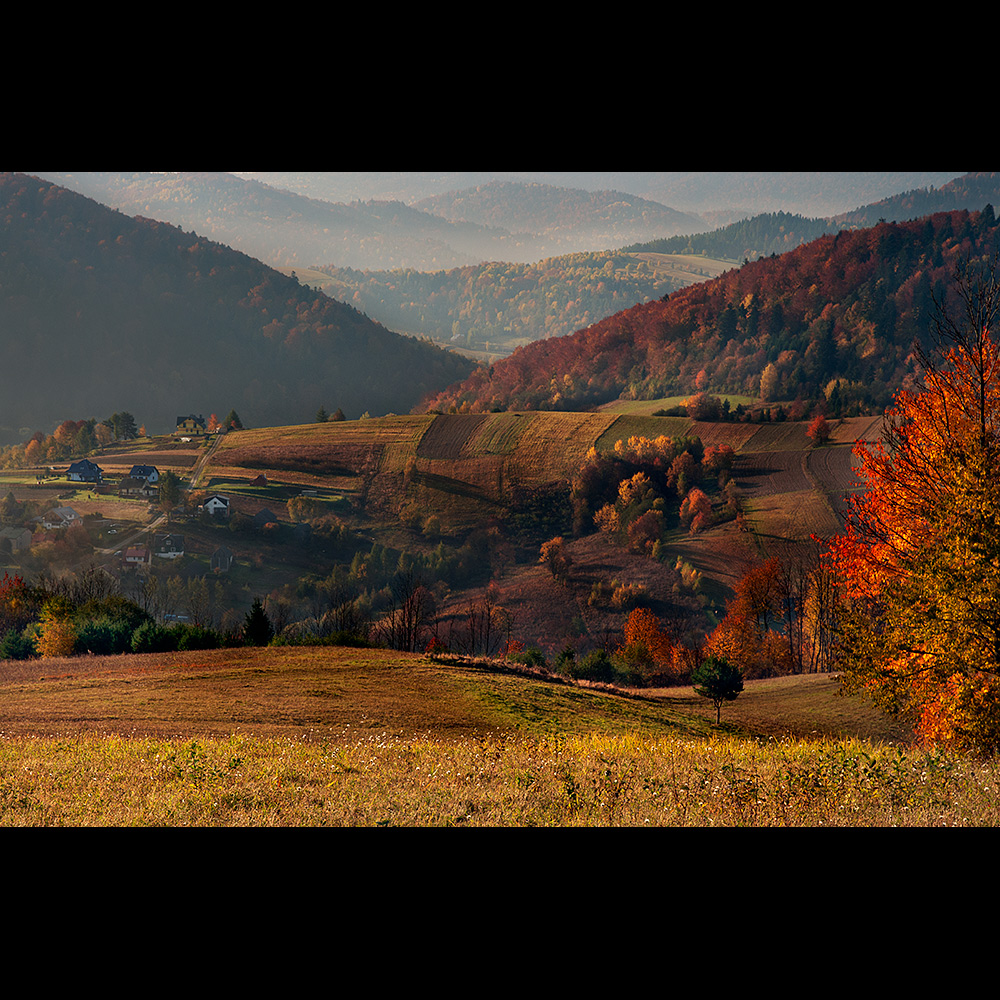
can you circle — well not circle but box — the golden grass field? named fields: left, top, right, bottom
left=2, top=644, right=997, bottom=827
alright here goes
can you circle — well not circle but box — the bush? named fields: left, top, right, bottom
left=74, top=616, right=134, bottom=655
left=131, top=620, right=174, bottom=654
left=172, top=625, right=222, bottom=650
left=516, top=645, right=548, bottom=670
left=0, top=627, right=34, bottom=660
left=570, top=648, right=617, bottom=683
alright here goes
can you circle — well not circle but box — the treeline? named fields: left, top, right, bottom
left=420, top=207, right=1000, bottom=415
left=624, top=212, right=836, bottom=263
left=0, top=174, right=475, bottom=435
left=317, top=251, right=684, bottom=352
left=0, top=570, right=276, bottom=660
left=0, top=412, right=140, bottom=466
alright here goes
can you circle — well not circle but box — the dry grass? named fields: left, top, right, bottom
left=1, top=646, right=996, bottom=826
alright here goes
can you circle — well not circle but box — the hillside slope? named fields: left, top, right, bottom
left=419, top=208, right=1000, bottom=415
left=0, top=174, right=475, bottom=438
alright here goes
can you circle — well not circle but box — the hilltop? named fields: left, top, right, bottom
left=0, top=173, right=475, bottom=439
left=413, top=180, right=703, bottom=251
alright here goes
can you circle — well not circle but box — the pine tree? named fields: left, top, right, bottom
left=244, top=598, right=274, bottom=646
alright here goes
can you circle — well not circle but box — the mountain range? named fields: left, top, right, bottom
left=4, top=170, right=994, bottom=446
left=0, top=173, right=474, bottom=441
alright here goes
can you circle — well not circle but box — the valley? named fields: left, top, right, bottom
left=6, top=170, right=1000, bottom=824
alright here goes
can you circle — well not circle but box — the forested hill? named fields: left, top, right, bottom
left=623, top=174, right=1000, bottom=263
left=418, top=207, right=1000, bottom=416
left=0, top=174, right=475, bottom=438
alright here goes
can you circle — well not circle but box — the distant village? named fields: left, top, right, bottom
left=1, top=414, right=247, bottom=577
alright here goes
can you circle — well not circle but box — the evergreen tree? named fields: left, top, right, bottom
left=244, top=598, right=274, bottom=646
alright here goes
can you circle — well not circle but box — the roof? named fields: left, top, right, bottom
left=129, top=465, right=159, bottom=476
left=67, top=459, right=102, bottom=473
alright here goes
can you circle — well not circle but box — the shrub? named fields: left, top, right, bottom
left=570, top=648, right=616, bottom=683
left=131, top=620, right=174, bottom=654
left=0, top=627, right=34, bottom=660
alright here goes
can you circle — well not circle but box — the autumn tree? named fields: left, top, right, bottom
left=827, top=258, right=1000, bottom=751
left=539, top=536, right=573, bottom=584
left=616, top=607, right=676, bottom=682
left=807, top=414, right=832, bottom=445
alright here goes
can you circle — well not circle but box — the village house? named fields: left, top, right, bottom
left=154, top=533, right=185, bottom=558
left=0, top=526, right=32, bottom=553
left=35, top=507, right=81, bottom=530
left=201, top=494, right=230, bottom=520
left=253, top=508, right=279, bottom=529
left=66, top=458, right=103, bottom=483
left=118, top=477, right=158, bottom=500
left=122, top=546, right=150, bottom=569
left=128, top=465, right=160, bottom=484
left=175, top=415, right=206, bottom=436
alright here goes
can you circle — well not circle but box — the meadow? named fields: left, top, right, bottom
left=0, top=644, right=995, bottom=827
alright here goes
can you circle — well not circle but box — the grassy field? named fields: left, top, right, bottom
left=0, top=645, right=995, bottom=826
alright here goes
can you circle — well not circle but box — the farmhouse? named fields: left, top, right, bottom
left=154, top=533, right=185, bottom=558
left=119, top=477, right=158, bottom=500
left=202, top=494, right=230, bottom=520
left=36, top=507, right=81, bottom=530
left=128, top=465, right=160, bottom=483
left=253, top=508, right=279, bottom=528
left=175, top=415, right=206, bottom=436
left=66, top=459, right=103, bottom=483
left=122, top=546, right=150, bottom=568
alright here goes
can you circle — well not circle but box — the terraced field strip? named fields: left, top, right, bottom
left=594, top=414, right=694, bottom=452
left=738, top=422, right=813, bottom=452
left=206, top=416, right=436, bottom=489
left=511, top=411, right=620, bottom=481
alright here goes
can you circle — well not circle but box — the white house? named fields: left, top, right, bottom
left=66, top=459, right=103, bottom=483
left=36, top=507, right=81, bottom=530
left=128, top=465, right=160, bottom=484
left=201, top=494, right=230, bottom=520
left=155, top=533, right=185, bottom=558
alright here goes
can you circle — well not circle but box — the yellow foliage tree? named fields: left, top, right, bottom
left=827, top=262, right=1000, bottom=751
left=35, top=600, right=77, bottom=658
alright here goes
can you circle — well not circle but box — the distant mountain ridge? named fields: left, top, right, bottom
left=624, top=173, right=1000, bottom=263
left=0, top=173, right=475, bottom=439
left=30, top=171, right=532, bottom=272
left=413, top=180, right=703, bottom=250
left=231, top=172, right=963, bottom=217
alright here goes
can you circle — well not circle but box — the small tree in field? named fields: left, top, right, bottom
left=244, top=598, right=274, bottom=646
left=691, top=655, right=744, bottom=724
left=807, top=414, right=832, bottom=446
left=539, top=536, right=572, bottom=584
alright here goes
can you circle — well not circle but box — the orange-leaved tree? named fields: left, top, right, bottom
left=826, top=259, right=1000, bottom=751
left=616, top=607, right=688, bottom=683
